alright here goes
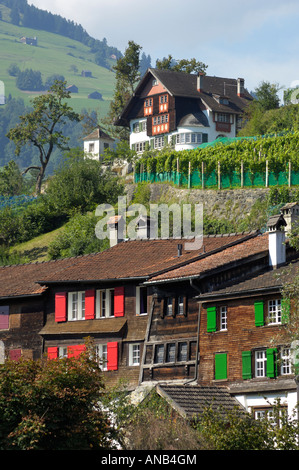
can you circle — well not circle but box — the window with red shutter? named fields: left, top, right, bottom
left=47, top=347, right=58, bottom=359
left=107, top=342, right=118, bottom=370
left=67, top=344, right=86, bottom=358
left=85, top=289, right=95, bottom=320
left=55, top=292, right=67, bottom=322
left=114, top=287, right=124, bottom=317
left=9, top=349, right=21, bottom=361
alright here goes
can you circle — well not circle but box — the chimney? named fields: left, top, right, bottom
left=237, top=78, right=245, bottom=97
left=280, top=202, right=299, bottom=237
left=107, top=215, right=125, bottom=247
left=197, top=72, right=204, bottom=92
left=177, top=243, right=183, bottom=257
left=267, top=214, right=287, bottom=268
left=135, top=215, right=157, bottom=239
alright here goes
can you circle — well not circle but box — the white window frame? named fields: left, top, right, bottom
left=255, top=350, right=267, bottom=377
left=68, top=291, right=85, bottom=321
left=96, top=344, right=108, bottom=370
left=268, top=299, right=281, bottom=324
left=136, top=286, right=147, bottom=315
left=166, top=297, right=173, bottom=316
left=154, top=136, right=165, bottom=149
left=58, top=346, right=68, bottom=358
left=96, top=289, right=114, bottom=318
left=280, top=347, right=291, bottom=375
left=177, top=296, right=184, bottom=315
left=220, top=306, right=227, bottom=331
left=129, top=343, right=140, bottom=366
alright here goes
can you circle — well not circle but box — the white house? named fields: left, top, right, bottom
left=115, top=68, right=253, bottom=154
left=83, top=126, right=116, bottom=161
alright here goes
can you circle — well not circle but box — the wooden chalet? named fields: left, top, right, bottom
left=115, top=68, right=253, bottom=154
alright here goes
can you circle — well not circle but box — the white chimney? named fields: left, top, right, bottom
left=197, top=72, right=204, bottom=92
left=237, top=78, right=245, bottom=97
left=267, top=215, right=287, bottom=268
left=107, top=215, right=125, bottom=247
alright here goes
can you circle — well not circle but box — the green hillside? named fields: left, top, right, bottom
left=0, top=10, right=116, bottom=116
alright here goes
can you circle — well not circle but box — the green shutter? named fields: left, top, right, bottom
left=150, top=139, right=154, bottom=149
left=202, top=133, right=208, bottom=143
left=242, top=351, right=252, bottom=379
left=254, top=301, right=264, bottom=326
left=215, top=353, right=227, bottom=380
left=266, top=348, right=277, bottom=378
left=207, top=306, right=217, bottom=332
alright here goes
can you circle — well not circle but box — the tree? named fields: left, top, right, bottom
left=156, top=55, right=207, bottom=74
left=7, top=80, right=80, bottom=194
left=0, top=342, right=116, bottom=450
left=254, top=81, right=281, bottom=111
left=103, top=41, right=142, bottom=140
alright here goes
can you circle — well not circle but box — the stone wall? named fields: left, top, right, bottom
left=125, top=183, right=270, bottom=221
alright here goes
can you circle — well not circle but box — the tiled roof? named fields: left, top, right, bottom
left=0, top=257, right=76, bottom=299
left=146, top=232, right=268, bottom=284
left=36, top=232, right=256, bottom=284
left=199, top=257, right=299, bottom=300
left=83, top=126, right=114, bottom=142
left=157, top=384, right=245, bottom=419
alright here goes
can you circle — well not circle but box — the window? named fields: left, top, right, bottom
left=154, top=344, right=164, bottom=364
left=58, top=347, right=68, bottom=358
left=280, top=347, right=291, bottom=375
left=96, top=344, right=108, bottom=370
left=0, top=306, right=9, bottom=330
left=133, top=141, right=147, bottom=153
left=166, top=343, right=176, bottom=362
left=177, top=296, right=184, bottom=315
left=220, top=306, right=227, bottom=330
left=215, top=113, right=232, bottom=123
left=166, top=297, right=173, bottom=316
left=254, top=407, right=287, bottom=426
left=133, top=121, right=147, bottom=133
left=176, top=133, right=203, bottom=145
left=88, top=143, right=95, bottom=152
left=160, top=95, right=168, bottom=104
left=268, top=299, right=281, bottom=324
left=154, top=136, right=165, bottom=149
left=255, top=350, right=267, bottom=377
left=136, top=286, right=147, bottom=315
left=177, top=342, right=188, bottom=362
left=153, top=114, right=169, bottom=125
left=96, top=289, right=114, bottom=318
left=129, top=343, right=140, bottom=366
left=207, top=305, right=228, bottom=332
left=68, top=291, right=85, bottom=321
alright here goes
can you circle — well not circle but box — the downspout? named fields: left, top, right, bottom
left=186, top=279, right=201, bottom=384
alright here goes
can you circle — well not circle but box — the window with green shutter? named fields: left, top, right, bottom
left=215, top=353, right=227, bottom=380
left=254, top=301, right=264, bottom=326
left=207, top=306, right=217, bottom=332
left=266, top=348, right=277, bottom=378
left=281, top=298, right=290, bottom=324
left=242, top=351, right=252, bottom=379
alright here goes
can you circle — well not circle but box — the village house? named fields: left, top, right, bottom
left=83, top=125, right=116, bottom=161
left=0, top=208, right=298, bottom=419
left=115, top=68, right=253, bottom=154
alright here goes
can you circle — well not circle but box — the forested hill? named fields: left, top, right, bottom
left=0, top=0, right=122, bottom=67
left=0, top=0, right=123, bottom=173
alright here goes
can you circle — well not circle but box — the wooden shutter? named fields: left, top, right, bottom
left=281, top=298, right=290, bottom=324
left=242, top=351, right=252, bottom=379
left=207, top=306, right=217, bottom=332
left=107, top=342, right=118, bottom=370
left=85, top=289, right=95, bottom=320
left=48, top=347, right=58, bottom=359
left=0, top=306, right=9, bottom=330
left=254, top=301, right=264, bottom=326
left=114, top=287, right=124, bottom=317
left=215, top=353, right=227, bottom=380
left=55, top=292, right=67, bottom=322
left=266, top=348, right=277, bottom=378
left=9, top=349, right=21, bottom=361
left=67, top=344, right=86, bottom=358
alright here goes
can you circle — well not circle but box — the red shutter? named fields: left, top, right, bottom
left=47, top=347, right=58, bottom=359
left=107, top=342, right=118, bottom=370
left=67, top=344, right=86, bottom=358
left=9, top=349, right=21, bottom=361
left=114, top=287, right=124, bottom=317
left=55, top=292, right=67, bottom=322
left=85, top=289, right=95, bottom=320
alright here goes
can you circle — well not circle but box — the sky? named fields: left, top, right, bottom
left=29, top=0, right=299, bottom=102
